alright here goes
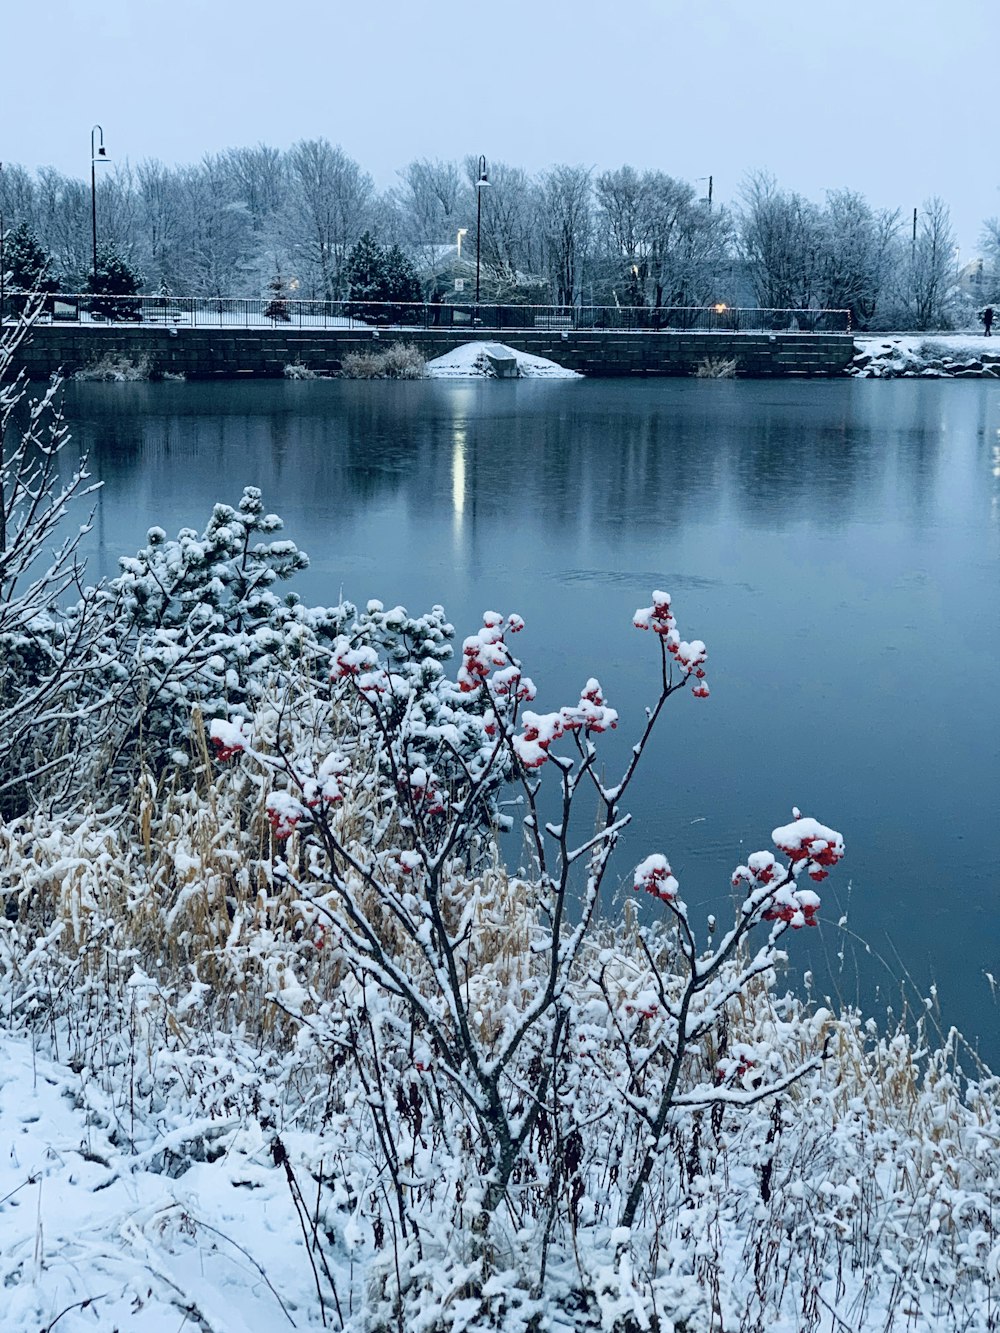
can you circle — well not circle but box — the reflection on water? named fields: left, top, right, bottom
left=61, top=376, right=1000, bottom=1061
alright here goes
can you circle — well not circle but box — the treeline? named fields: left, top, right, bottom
left=1, top=141, right=997, bottom=328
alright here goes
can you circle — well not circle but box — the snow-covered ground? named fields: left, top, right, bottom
left=0, top=1033, right=331, bottom=1332
left=425, top=341, right=581, bottom=379
left=28, top=311, right=362, bottom=330
left=852, top=333, right=1000, bottom=377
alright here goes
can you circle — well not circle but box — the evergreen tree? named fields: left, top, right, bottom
left=263, top=268, right=291, bottom=322
left=346, top=231, right=387, bottom=306
left=5, top=223, right=58, bottom=313
left=86, top=245, right=144, bottom=321
left=346, top=232, right=422, bottom=323
left=383, top=244, right=422, bottom=304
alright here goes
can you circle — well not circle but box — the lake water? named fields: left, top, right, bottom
left=61, top=376, right=1000, bottom=1061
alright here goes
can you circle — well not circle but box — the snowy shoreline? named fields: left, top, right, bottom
left=851, top=333, right=1000, bottom=378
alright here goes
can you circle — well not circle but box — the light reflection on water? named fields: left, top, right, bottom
left=61, top=376, right=1000, bottom=1061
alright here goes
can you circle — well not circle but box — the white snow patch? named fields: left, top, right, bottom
left=0, top=1032, right=324, bottom=1332
left=425, top=341, right=581, bottom=379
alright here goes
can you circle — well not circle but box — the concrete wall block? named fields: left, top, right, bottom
left=11, top=326, right=856, bottom=380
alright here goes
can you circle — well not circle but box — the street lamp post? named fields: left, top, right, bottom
left=475, top=155, right=490, bottom=305
left=90, top=125, right=109, bottom=291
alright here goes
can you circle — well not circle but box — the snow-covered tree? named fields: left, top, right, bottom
left=2, top=223, right=57, bottom=311
left=393, top=157, right=463, bottom=279
left=594, top=168, right=733, bottom=313
left=909, top=196, right=957, bottom=330
left=85, top=243, right=143, bottom=320
left=0, top=309, right=104, bottom=813
left=263, top=267, right=291, bottom=321
left=289, top=138, right=373, bottom=300
left=738, top=171, right=827, bottom=311
left=345, top=231, right=422, bottom=320
left=540, top=164, right=593, bottom=306
left=817, top=189, right=899, bottom=329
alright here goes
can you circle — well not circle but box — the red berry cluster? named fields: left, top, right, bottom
left=632, top=854, right=679, bottom=902
left=212, top=737, right=244, bottom=762
left=634, top=591, right=710, bottom=698
left=772, top=816, right=845, bottom=883
left=512, top=681, right=619, bottom=770
left=331, top=639, right=380, bottom=679
left=457, top=612, right=528, bottom=697
left=762, top=891, right=820, bottom=928
left=731, top=850, right=780, bottom=891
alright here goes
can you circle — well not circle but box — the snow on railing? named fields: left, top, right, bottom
left=0, top=292, right=853, bottom=334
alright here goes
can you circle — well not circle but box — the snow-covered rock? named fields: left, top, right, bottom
left=851, top=334, right=1000, bottom=378
left=425, top=341, right=581, bottom=379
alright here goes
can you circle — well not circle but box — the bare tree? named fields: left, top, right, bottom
left=459, top=157, right=544, bottom=299
left=818, top=189, right=899, bottom=328
left=173, top=156, right=252, bottom=297
left=910, top=196, right=956, bottom=330
left=97, top=161, right=141, bottom=261
left=0, top=163, right=37, bottom=239
left=738, top=171, right=826, bottom=310
left=595, top=168, right=732, bottom=311
left=540, top=164, right=593, bottom=306
left=0, top=308, right=104, bottom=811
left=222, top=143, right=288, bottom=236
left=394, top=157, right=463, bottom=276
left=288, top=139, right=373, bottom=300
left=135, top=159, right=184, bottom=290
left=33, top=167, right=90, bottom=286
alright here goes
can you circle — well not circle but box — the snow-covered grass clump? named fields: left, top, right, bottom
left=73, top=351, right=152, bottom=381
left=426, top=340, right=581, bottom=379
left=340, top=342, right=426, bottom=378
left=284, top=359, right=319, bottom=379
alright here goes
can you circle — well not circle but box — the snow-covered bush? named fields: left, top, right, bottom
left=189, top=589, right=857, bottom=1323
left=283, top=359, right=318, bottom=378
left=73, top=352, right=152, bottom=381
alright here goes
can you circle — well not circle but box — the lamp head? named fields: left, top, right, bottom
left=91, top=125, right=110, bottom=163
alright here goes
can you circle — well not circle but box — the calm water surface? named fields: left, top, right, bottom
left=62, top=377, right=1000, bottom=1058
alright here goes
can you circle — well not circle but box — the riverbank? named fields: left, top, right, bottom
left=852, top=333, right=1000, bottom=377
left=8, top=322, right=855, bottom=380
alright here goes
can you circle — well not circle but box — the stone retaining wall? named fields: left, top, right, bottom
left=9, top=325, right=856, bottom=380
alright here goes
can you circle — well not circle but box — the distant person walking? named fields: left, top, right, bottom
left=983, top=305, right=994, bottom=336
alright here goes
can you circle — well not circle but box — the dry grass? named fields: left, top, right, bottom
left=695, top=356, right=738, bottom=378
left=340, top=343, right=426, bottom=379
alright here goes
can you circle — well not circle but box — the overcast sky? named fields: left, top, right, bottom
left=3, top=0, right=996, bottom=255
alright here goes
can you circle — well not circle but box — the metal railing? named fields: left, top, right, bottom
left=0, top=293, right=853, bottom=334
